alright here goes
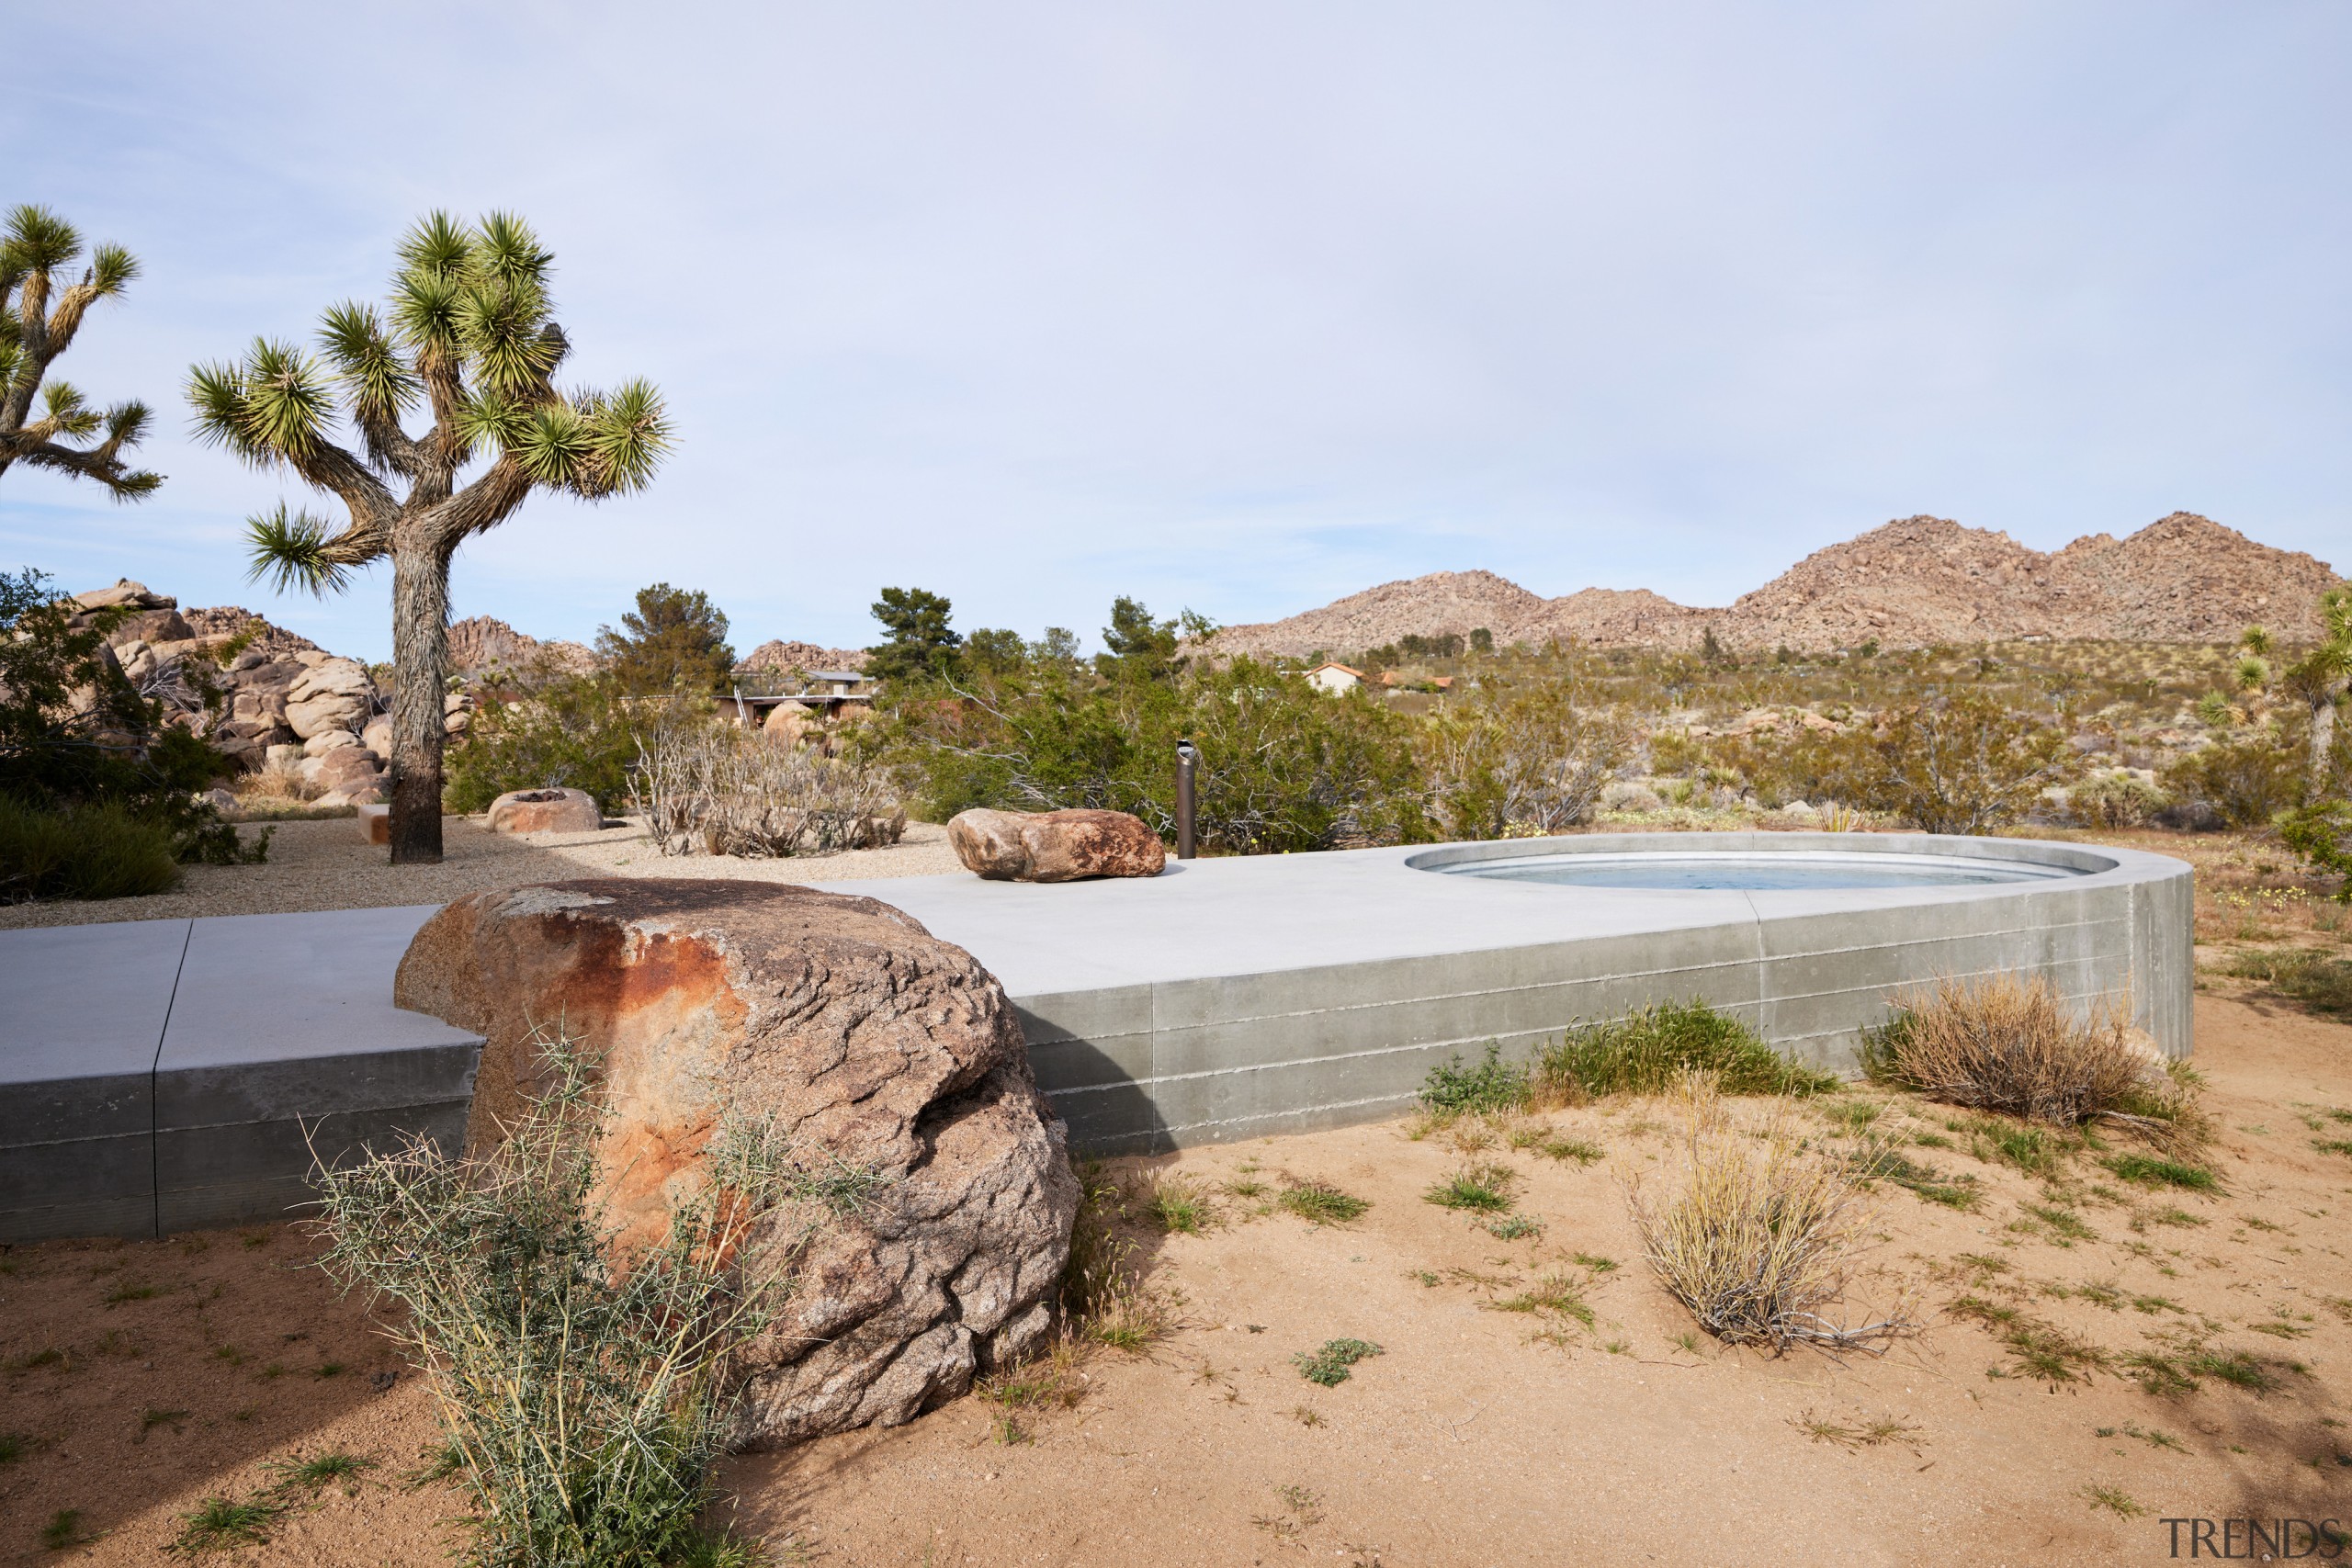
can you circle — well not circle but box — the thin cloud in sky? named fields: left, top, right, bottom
left=5, top=2, right=2345, bottom=660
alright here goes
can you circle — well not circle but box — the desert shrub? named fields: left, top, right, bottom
left=1532, top=1000, right=1836, bottom=1102
left=443, top=666, right=641, bottom=814
left=1861, top=975, right=2204, bottom=1152
left=2160, top=730, right=2301, bottom=828
left=1419, top=1043, right=1532, bottom=1114
left=0, top=795, right=181, bottom=902
left=2280, top=802, right=2352, bottom=900
left=2069, top=771, right=2168, bottom=829
left=632, top=716, right=901, bottom=857
left=1627, top=1091, right=1911, bottom=1353
left=1819, top=690, right=2071, bottom=834
left=310, top=1032, right=776, bottom=1568
left=1423, top=672, right=1636, bottom=838
left=1291, top=1337, right=1382, bottom=1387
left=0, top=570, right=257, bottom=874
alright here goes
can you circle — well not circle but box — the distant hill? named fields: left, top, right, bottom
left=1213, top=513, right=2344, bottom=656
left=447, top=615, right=595, bottom=677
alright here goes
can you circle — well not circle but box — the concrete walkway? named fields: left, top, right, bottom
left=0, top=907, right=481, bottom=1242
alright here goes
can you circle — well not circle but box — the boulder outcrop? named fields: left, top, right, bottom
left=947, top=807, right=1168, bottom=881
left=393, top=879, right=1077, bottom=1448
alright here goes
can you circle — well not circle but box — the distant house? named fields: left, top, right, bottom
left=1305, top=660, right=1365, bottom=694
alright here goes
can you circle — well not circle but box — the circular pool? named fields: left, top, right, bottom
left=1427, top=848, right=2089, bottom=891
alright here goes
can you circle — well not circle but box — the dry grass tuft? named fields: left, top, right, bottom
left=1864, top=975, right=2208, bottom=1156
left=1627, top=1090, right=1914, bottom=1356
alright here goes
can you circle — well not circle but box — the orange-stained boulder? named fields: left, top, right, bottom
left=947, top=807, right=1167, bottom=881
left=393, top=878, right=1076, bottom=1447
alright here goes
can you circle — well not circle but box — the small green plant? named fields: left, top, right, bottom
left=2020, top=1202, right=2098, bottom=1244
left=1491, top=1272, right=1596, bottom=1329
left=141, top=1406, right=190, bottom=1437
left=2103, top=1155, right=2219, bottom=1192
left=1532, top=1000, right=1834, bottom=1100
left=103, top=1281, right=160, bottom=1305
left=1061, top=1162, right=1173, bottom=1356
left=1424, top=1163, right=1516, bottom=1213
left=1532, top=1133, right=1603, bottom=1165
left=2004, top=1320, right=2108, bottom=1386
left=1483, top=1213, right=1544, bottom=1240
left=1792, top=1409, right=1923, bottom=1450
left=1419, top=1043, right=1530, bottom=1114
left=1278, top=1179, right=1369, bottom=1225
left=1846, top=1141, right=1979, bottom=1209
left=1291, top=1338, right=1384, bottom=1387
left=2081, top=1484, right=2146, bottom=1519
left=266, top=1450, right=375, bottom=1495
left=40, top=1510, right=89, bottom=1551
left=1139, top=1173, right=1215, bottom=1235
left=976, top=1338, right=1087, bottom=1444
left=170, top=1495, right=280, bottom=1554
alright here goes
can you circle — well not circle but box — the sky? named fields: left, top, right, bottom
left=5, top=2, right=2347, bottom=661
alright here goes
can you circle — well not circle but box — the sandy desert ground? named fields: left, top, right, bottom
left=4, top=984, right=2347, bottom=1567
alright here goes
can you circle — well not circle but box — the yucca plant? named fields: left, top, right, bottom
left=188, top=212, right=671, bottom=862
left=0, top=204, right=161, bottom=498
left=310, top=1032, right=774, bottom=1567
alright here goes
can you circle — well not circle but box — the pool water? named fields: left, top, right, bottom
left=1434, top=851, right=2080, bottom=891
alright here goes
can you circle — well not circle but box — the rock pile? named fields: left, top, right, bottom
left=394, top=879, right=1078, bottom=1448
left=66, top=580, right=480, bottom=803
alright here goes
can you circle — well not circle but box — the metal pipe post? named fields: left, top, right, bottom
left=1174, top=739, right=1198, bottom=860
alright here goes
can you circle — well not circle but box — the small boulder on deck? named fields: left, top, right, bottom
left=484, top=786, right=602, bottom=834
left=392, top=878, right=1078, bottom=1448
left=947, top=807, right=1167, bottom=882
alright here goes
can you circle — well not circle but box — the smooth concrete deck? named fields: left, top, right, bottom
left=1, top=831, right=2192, bottom=1236
left=814, top=831, right=2194, bottom=1155
left=1, top=906, right=482, bottom=1243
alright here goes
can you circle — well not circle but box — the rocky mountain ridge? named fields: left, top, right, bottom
left=1215, top=513, right=2344, bottom=658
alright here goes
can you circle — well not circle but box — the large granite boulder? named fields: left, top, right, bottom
left=285, top=657, right=376, bottom=739
left=485, top=786, right=602, bottom=834
left=948, top=807, right=1167, bottom=881
left=393, top=879, right=1077, bottom=1448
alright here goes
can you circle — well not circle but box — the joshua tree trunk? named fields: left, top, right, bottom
left=390, top=539, right=457, bottom=863
left=2313, top=694, right=2342, bottom=806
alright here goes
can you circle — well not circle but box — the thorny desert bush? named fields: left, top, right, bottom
left=1627, top=1078, right=1913, bottom=1354
left=309, top=1030, right=785, bottom=1568
left=634, top=715, right=901, bottom=858
left=1861, top=975, right=2207, bottom=1154
left=1532, top=1000, right=1838, bottom=1102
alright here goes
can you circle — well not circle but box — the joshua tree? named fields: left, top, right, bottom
left=0, top=205, right=162, bottom=498
left=190, top=212, right=670, bottom=863
left=2239, top=587, right=2352, bottom=802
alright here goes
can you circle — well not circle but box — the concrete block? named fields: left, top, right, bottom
left=0, top=919, right=189, bottom=1241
